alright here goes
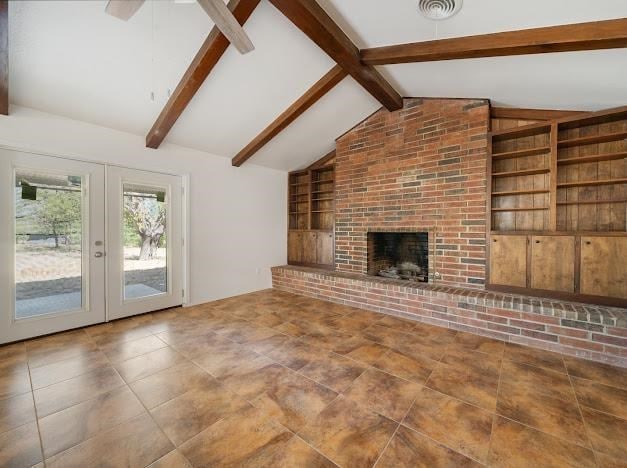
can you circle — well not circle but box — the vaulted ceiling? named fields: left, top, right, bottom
left=8, top=0, right=627, bottom=171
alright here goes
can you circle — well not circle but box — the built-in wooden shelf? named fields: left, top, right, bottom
left=311, top=210, right=333, bottom=213
left=557, top=152, right=627, bottom=166
left=492, top=168, right=550, bottom=178
left=312, top=190, right=334, bottom=194
left=557, top=131, right=627, bottom=149
left=491, top=146, right=551, bottom=160
left=312, top=198, right=334, bottom=202
left=492, top=189, right=550, bottom=196
left=491, top=122, right=551, bottom=142
left=557, top=178, right=627, bottom=189
left=557, top=199, right=627, bottom=206
left=491, top=207, right=548, bottom=212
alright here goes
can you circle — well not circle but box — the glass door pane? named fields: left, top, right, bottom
left=14, top=169, right=85, bottom=319
left=123, top=183, right=168, bottom=300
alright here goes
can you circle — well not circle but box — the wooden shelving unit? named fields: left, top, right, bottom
left=287, top=154, right=336, bottom=269
left=487, top=105, right=627, bottom=305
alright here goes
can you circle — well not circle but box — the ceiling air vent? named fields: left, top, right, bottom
left=418, top=0, right=463, bottom=20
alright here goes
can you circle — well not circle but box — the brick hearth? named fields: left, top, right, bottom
left=272, top=265, right=627, bottom=367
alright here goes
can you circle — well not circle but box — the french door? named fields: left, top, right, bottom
left=106, top=166, right=182, bottom=320
left=0, top=149, right=183, bottom=344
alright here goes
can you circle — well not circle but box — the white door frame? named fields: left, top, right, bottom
left=0, top=145, right=190, bottom=343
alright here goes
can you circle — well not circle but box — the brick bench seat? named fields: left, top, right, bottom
left=272, top=265, right=627, bottom=367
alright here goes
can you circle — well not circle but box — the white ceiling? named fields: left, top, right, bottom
left=8, top=0, right=627, bottom=171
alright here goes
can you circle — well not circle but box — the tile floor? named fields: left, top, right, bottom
left=0, top=289, right=626, bottom=467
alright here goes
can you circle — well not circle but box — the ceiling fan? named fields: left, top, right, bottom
left=104, top=0, right=254, bottom=54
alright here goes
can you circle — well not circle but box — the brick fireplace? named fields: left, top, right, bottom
left=335, top=98, right=489, bottom=288
left=273, top=98, right=627, bottom=366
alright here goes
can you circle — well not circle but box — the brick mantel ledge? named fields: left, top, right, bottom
left=271, top=265, right=627, bottom=367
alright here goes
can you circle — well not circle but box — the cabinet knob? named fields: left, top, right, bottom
left=493, top=239, right=497, bottom=242
left=535, top=240, right=540, bottom=244
left=585, top=241, right=591, bottom=245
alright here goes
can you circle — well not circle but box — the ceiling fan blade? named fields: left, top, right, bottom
left=105, top=0, right=146, bottom=21
left=196, top=0, right=255, bottom=54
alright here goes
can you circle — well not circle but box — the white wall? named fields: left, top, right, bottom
left=0, top=106, right=287, bottom=306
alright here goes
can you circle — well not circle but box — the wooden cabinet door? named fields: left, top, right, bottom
left=287, top=232, right=302, bottom=264
left=489, top=235, right=527, bottom=287
left=530, top=236, right=575, bottom=292
left=302, top=232, right=318, bottom=264
left=316, top=231, right=334, bottom=266
left=581, top=237, right=627, bottom=299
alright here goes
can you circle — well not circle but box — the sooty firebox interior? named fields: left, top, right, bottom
left=367, top=232, right=429, bottom=283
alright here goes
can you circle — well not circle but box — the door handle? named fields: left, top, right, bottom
left=94, top=252, right=105, bottom=258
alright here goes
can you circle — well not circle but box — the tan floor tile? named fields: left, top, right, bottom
left=298, top=395, right=397, bottom=468
left=39, top=386, right=145, bottom=458
left=581, top=406, right=627, bottom=460
left=403, top=387, right=493, bottom=463
left=496, top=380, right=589, bottom=447
left=343, top=368, right=421, bottom=421
left=377, top=425, right=480, bottom=468
left=344, top=309, right=384, bottom=323
left=450, top=332, right=506, bottom=355
left=114, top=346, right=185, bottom=383
left=595, top=452, right=627, bottom=468
left=87, top=320, right=154, bottom=347
left=426, top=361, right=499, bottom=412
left=46, top=413, right=173, bottom=468
left=0, top=422, right=42, bottom=468
left=564, top=356, right=627, bottom=389
left=488, top=416, right=595, bottom=468
left=321, top=315, right=374, bottom=334
left=246, top=332, right=292, bottom=355
left=220, top=323, right=279, bottom=345
left=193, top=345, right=263, bottom=379
left=179, top=406, right=292, bottom=467
left=221, top=359, right=291, bottom=400
left=373, top=348, right=436, bottom=384
left=301, top=329, right=356, bottom=352
left=33, top=366, right=124, bottom=417
left=336, top=338, right=390, bottom=366
left=0, top=368, right=31, bottom=401
left=0, top=343, right=28, bottom=376
left=167, top=332, right=230, bottom=359
left=251, top=371, right=337, bottom=432
left=28, top=340, right=99, bottom=370
left=504, top=342, right=566, bottom=373
left=148, top=449, right=192, bottom=468
left=299, top=352, right=366, bottom=393
left=377, top=315, right=419, bottom=332
left=241, top=435, right=336, bottom=468
left=361, top=324, right=414, bottom=349
left=29, top=349, right=109, bottom=390
left=130, top=361, right=214, bottom=409
left=151, top=378, right=250, bottom=446
left=100, top=334, right=167, bottom=363
left=499, top=359, right=575, bottom=402
left=250, top=312, right=287, bottom=328
left=273, top=320, right=310, bottom=337
left=573, top=377, right=627, bottom=420
left=266, top=339, right=321, bottom=371
left=0, top=392, right=36, bottom=434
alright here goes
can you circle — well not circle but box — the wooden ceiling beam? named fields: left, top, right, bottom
left=268, top=0, right=402, bottom=112
left=361, top=18, right=627, bottom=65
left=0, top=0, right=8, bottom=115
left=232, top=64, right=347, bottom=166
left=491, top=107, right=587, bottom=121
left=146, top=0, right=260, bottom=149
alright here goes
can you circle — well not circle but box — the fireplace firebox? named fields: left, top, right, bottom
left=367, top=232, right=429, bottom=282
